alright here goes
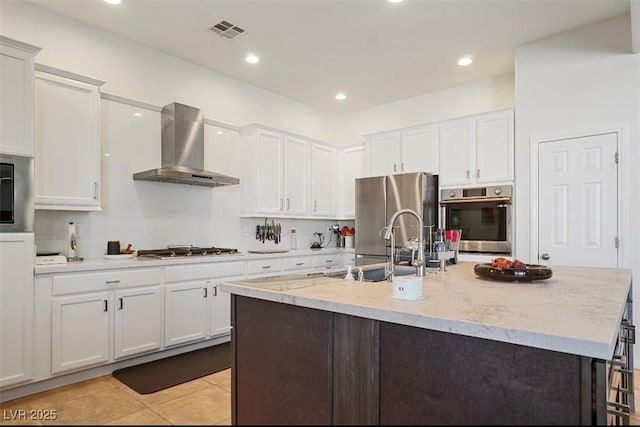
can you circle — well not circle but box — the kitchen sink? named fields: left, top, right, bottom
left=321, top=265, right=416, bottom=282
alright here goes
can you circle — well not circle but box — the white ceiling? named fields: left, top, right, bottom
left=27, top=0, right=631, bottom=114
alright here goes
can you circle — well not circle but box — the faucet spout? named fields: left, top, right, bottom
left=384, top=208, right=425, bottom=278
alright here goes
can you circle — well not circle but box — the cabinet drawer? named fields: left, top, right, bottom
left=283, top=257, right=313, bottom=271
left=165, top=261, right=246, bottom=283
left=53, top=268, right=161, bottom=295
left=312, top=254, right=341, bottom=269
left=247, top=259, right=283, bottom=275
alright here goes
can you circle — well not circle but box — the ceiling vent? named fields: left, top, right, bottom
left=209, top=20, right=245, bottom=40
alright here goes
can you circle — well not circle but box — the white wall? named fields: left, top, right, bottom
left=514, top=13, right=640, bottom=360
left=0, top=1, right=336, bottom=142
left=33, top=98, right=348, bottom=258
left=334, top=73, right=515, bottom=145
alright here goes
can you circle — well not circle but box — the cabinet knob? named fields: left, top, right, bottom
left=393, top=164, right=397, bottom=172
left=541, top=253, right=550, bottom=260
left=466, top=170, right=470, bottom=179
left=477, top=169, right=480, bottom=178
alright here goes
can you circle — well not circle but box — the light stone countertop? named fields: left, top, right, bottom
left=220, top=262, right=633, bottom=360
left=34, top=247, right=354, bottom=274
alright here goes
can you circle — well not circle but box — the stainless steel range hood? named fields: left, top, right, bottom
left=133, top=102, right=240, bottom=187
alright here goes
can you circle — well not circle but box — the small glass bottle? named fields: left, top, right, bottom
left=290, top=228, right=297, bottom=251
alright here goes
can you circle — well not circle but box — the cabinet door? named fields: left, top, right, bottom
left=114, top=286, right=162, bottom=359
left=311, top=144, right=337, bottom=216
left=165, top=281, right=208, bottom=347
left=402, top=125, right=439, bottom=174
left=0, top=39, right=38, bottom=156
left=35, top=70, right=101, bottom=210
left=439, top=119, right=475, bottom=187
left=209, top=279, right=241, bottom=338
left=0, top=233, right=34, bottom=388
left=255, top=129, right=284, bottom=214
left=283, top=136, right=308, bottom=215
left=475, top=109, right=514, bottom=183
left=51, top=292, right=110, bottom=374
left=368, top=132, right=401, bottom=176
left=342, top=145, right=366, bottom=218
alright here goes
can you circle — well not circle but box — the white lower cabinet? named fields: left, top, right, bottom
left=0, top=233, right=35, bottom=388
left=246, top=258, right=283, bottom=276
left=164, top=281, right=209, bottom=347
left=114, top=287, right=162, bottom=359
left=164, top=262, right=245, bottom=347
left=51, top=292, right=110, bottom=374
left=283, top=256, right=314, bottom=273
left=209, top=278, right=239, bottom=338
left=49, top=268, right=162, bottom=374
left=312, top=254, right=342, bottom=270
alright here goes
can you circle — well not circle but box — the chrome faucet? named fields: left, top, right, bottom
left=383, top=208, right=425, bottom=278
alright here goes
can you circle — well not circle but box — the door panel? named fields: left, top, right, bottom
left=538, top=133, right=618, bottom=267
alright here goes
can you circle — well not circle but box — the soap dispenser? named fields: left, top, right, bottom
left=344, top=265, right=354, bottom=281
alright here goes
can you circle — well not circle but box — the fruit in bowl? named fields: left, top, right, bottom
left=491, top=257, right=527, bottom=270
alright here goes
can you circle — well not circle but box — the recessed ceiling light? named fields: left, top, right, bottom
left=388, top=0, right=403, bottom=3
left=133, top=112, right=142, bottom=117
left=216, top=131, right=224, bottom=135
left=458, top=56, right=473, bottom=66
left=245, top=54, right=259, bottom=64
left=335, top=93, right=347, bottom=101
left=104, top=0, right=121, bottom=4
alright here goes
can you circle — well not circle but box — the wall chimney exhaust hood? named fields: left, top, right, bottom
left=133, top=102, right=240, bottom=187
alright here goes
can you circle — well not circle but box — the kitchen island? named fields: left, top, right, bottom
left=220, top=262, right=634, bottom=425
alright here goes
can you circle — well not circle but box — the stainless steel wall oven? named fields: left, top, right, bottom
left=0, top=153, right=34, bottom=233
left=440, top=185, right=512, bottom=254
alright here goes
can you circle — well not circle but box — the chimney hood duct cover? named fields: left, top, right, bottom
left=133, top=102, right=240, bottom=187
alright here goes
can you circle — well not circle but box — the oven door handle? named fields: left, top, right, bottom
left=440, top=197, right=512, bottom=205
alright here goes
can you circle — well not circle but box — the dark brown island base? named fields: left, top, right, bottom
left=220, top=263, right=634, bottom=425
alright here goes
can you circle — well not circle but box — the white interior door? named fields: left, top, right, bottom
left=538, top=132, right=618, bottom=267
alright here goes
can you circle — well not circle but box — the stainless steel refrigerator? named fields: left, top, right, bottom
left=354, top=172, right=438, bottom=266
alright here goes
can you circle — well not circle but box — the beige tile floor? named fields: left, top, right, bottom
left=3, top=368, right=640, bottom=425
left=0, top=369, right=231, bottom=425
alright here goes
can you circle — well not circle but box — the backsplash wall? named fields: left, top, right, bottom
left=34, top=99, right=353, bottom=259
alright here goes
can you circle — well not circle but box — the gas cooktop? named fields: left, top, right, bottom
left=137, top=246, right=240, bottom=260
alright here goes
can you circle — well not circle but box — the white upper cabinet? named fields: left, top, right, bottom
left=401, top=125, right=439, bottom=175
left=242, top=125, right=344, bottom=219
left=367, top=124, right=439, bottom=177
left=0, top=37, right=40, bottom=156
left=34, top=65, right=104, bottom=210
left=439, top=108, right=514, bottom=187
left=284, top=136, right=308, bottom=215
left=439, top=118, right=476, bottom=186
left=368, top=131, right=401, bottom=176
left=311, top=143, right=337, bottom=217
left=341, top=145, right=366, bottom=219
left=241, top=126, right=309, bottom=216
left=252, top=128, right=285, bottom=214
left=475, top=109, right=514, bottom=184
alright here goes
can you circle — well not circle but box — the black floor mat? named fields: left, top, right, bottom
left=112, top=342, right=230, bottom=394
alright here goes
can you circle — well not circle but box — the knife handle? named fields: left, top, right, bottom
left=256, top=225, right=261, bottom=240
